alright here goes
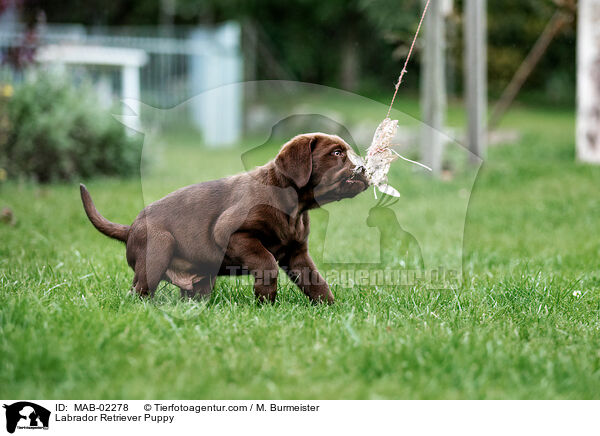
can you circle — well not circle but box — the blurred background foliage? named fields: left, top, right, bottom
left=0, top=73, right=141, bottom=182
left=30, top=0, right=577, bottom=104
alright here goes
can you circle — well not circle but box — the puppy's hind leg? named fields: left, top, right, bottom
left=129, top=271, right=138, bottom=296
left=180, top=275, right=215, bottom=300
left=133, top=231, right=175, bottom=298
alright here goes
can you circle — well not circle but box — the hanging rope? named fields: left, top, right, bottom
left=386, top=0, right=432, bottom=118
left=357, top=0, right=433, bottom=198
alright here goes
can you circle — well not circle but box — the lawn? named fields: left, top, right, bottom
left=1, top=95, right=600, bottom=399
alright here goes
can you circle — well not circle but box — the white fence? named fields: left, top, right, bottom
left=0, top=23, right=243, bottom=145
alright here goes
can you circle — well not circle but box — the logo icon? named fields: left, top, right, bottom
left=3, top=402, right=50, bottom=434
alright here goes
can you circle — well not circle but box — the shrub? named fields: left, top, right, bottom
left=0, top=72, right=142, bottom=183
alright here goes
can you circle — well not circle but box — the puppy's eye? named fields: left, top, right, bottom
left=331, top=150, right=344, bottom=157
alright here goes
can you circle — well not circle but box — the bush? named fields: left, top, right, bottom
left=0, top=72, right=142, bottom=183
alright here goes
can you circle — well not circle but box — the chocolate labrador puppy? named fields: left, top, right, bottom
left=80, top=133, right=368, bottom=303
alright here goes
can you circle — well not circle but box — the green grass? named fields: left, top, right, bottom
left=2, top=96, right=600, bottom=399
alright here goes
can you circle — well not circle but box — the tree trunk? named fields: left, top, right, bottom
left=421, top=0, right=446, bottom=175
left=464, top=0, right=487, bottom=163
left=577, top=0, right=600, bottom=163
left=340, top=28, right=359, bottom=92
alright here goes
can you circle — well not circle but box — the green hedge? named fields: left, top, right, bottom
left=0, top=73, right=142, bottom=183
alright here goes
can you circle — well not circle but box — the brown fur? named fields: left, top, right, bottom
left=80, top=133, right=368, bottom=303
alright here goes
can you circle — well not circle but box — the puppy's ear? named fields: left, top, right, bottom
left=275, top=134, right=316, bottom=188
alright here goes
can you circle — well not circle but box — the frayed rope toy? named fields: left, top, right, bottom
left=350, top=0, right=432, bottom=198
left=349, top=118, right=431, bottom=198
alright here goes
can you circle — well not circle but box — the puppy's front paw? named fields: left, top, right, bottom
left=311, top=290, right=334, bottom=305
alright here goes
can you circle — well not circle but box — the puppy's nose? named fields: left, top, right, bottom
left=353, top=167, right=368, bottom=183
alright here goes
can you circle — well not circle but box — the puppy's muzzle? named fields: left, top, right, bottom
left=345, top=169, right=368, bottom=191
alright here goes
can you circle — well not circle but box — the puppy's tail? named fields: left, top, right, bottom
left=80, top=184, right=129, bottom=242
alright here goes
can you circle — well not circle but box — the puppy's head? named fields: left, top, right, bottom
left=275, top=133, right=368, bottom=205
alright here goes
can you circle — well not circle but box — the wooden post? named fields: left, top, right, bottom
left=489, top=10, right=568, bottom=132
left=577, top=0, right=600, bottom=163
left=464, top=0, right=487, bottom=163
left=421, top=0, right=447, bottom=175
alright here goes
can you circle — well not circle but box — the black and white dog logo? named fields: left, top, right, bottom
left=3, top=402, right=50, bottom=433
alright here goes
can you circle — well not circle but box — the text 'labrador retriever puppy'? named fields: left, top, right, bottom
left=80, top=133, right=368, bottom=304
